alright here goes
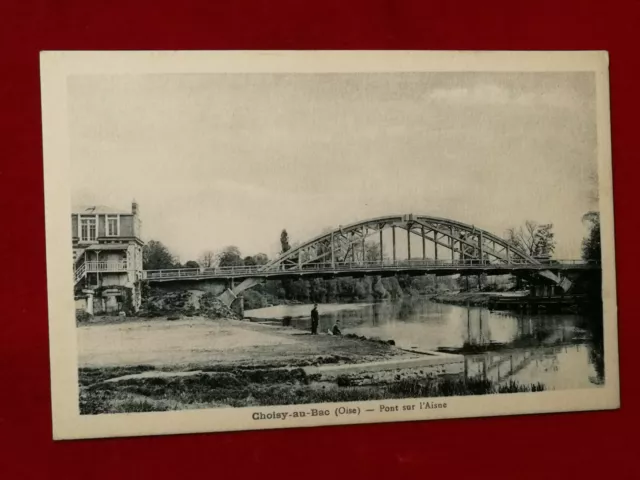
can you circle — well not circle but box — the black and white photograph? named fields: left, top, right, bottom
left=40, top=51, right=619, bottom=439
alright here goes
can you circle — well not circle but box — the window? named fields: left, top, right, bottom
left=80, top=216, right=97, bottom=242
left=107, top=215, right=119, bottom=236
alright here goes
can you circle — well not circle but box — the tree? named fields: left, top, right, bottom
left=253, top=253, right=269, bottom=265
left=290, top=279, right=310, bottom=300
left=243, top=253, right=269, bottom=267
left=533, top=224, right=555, bottom=258
left=184, top=260, right=200, bottom=269
left=218, top=246, right=243, bottom=267
left=280, top=229, right=291, bottom=254
left=143, top=240, right=179, bottom=270
left=505, top=221, right=556, bottom=258
left=310, top=278, right=327, bottom=302
left=198, top=250, right=218, bottom=268
left=582, top=211, right=601, bottom=261
left=505, top=221, right=538, bottom=256
left=372, top=276, right=388, bottom=298
left=354, top=279, right=372, bottom=299
left=365, top=240, right=384, bottom=262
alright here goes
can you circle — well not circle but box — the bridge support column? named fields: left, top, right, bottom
left=379, top=230, right=383, bottom=263
left=407, top=225, right=411, bottom=260
left=434, top=233, right=438, bottom=261
left=331, top=231, right=335, bottom=268
left=450, top=226, right=455, bottom=262
left=392, top=226, right=396, bottom=264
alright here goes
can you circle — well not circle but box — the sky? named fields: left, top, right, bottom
left=68, top=71, right=599, bottom=263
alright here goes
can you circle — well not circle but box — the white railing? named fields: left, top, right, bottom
left=143, top=268, right=203, bottom=279
left=84, top=261, right=128, bottom=273
left=142, top=259, right=599, bottom=280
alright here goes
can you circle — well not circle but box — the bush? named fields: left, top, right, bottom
left=243, top=290, right=268, bottom=310
left=336, top=375, right=355, bottom=387
left=76, top=309, right=93, bottom=324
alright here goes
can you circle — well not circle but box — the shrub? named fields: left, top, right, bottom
left=75, top=309, right=93, bottom=324
left=336, top=375, right=355, bottom=387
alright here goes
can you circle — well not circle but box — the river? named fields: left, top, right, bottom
left=245, top=296, right=604, bottom=391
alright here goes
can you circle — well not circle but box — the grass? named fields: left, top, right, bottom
left=78, top=365, right=157, bottom=387
left=386, top=377, right=545, bottom=397
left=79, top=365, right=546, bottom=415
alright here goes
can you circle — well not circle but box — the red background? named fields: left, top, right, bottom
left=0, top=1, right=637, bottom=478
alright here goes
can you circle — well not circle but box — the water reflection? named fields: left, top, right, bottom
left=245, top=296, right=605, bottom=390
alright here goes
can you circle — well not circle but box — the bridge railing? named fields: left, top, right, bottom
left=143, top=265, right=264, bottom=280
left=142, top=258, right=599, bottom=280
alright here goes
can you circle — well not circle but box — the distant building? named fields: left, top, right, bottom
left=73, top=201, right=144, bottom=315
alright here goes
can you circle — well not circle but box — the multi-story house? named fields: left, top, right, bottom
left=73, top=201, right=144, bottom=315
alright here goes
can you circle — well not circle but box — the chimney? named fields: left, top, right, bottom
left=132, top=199, right=139, bottom=216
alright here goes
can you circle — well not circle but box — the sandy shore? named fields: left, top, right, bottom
left=77, top=316, right=413, bottom=369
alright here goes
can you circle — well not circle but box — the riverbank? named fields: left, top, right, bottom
left=432, top=291, right=492, bottom=307
left=78, top=314, right=547, bottom=414
left=431, top=290, right=529, bottom=307
left=431, top=290, right=592, bottom=314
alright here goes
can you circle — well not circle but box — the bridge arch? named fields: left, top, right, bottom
left=261, top=214, right=538, bottom=273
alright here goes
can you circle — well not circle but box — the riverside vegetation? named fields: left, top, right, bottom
left=79, top=362, right=545, bottom=414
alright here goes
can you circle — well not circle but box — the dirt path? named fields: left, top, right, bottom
left=77, top=316, right=413, bottom=368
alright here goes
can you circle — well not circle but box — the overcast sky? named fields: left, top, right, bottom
left=68, top=72, right=598, bottom=262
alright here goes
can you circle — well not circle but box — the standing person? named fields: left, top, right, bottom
left=310, top=303, right=319, bottom=335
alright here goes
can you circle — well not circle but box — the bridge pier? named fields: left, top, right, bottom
left=231, top=294, right=245, bottom=318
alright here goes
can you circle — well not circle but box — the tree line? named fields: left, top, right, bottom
left=142, top=241, right=271, bottom=271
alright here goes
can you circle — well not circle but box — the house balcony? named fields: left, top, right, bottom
left=85, top=261, right=128, bottom=273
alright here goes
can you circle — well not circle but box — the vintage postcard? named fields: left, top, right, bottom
left=40, top=50, right=619, bottom=440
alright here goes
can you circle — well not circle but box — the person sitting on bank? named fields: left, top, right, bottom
left=331, top=320, right=342, bottom=336
left=310, top=303, right=319, bottom=335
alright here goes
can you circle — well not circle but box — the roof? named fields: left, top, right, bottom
left=72, top=205, right=131, bottom=215
left=84, top=244, right=129, bottom=251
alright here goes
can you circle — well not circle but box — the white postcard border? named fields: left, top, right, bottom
left=40, top=50, right=619, bottom=440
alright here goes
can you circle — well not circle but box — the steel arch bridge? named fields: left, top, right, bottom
left=143, top=214, right=598, bottom=298
left=263, top=213, right=538, bottom=272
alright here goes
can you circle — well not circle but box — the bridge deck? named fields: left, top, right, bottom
left=143, top=260, right=600, bottom=282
